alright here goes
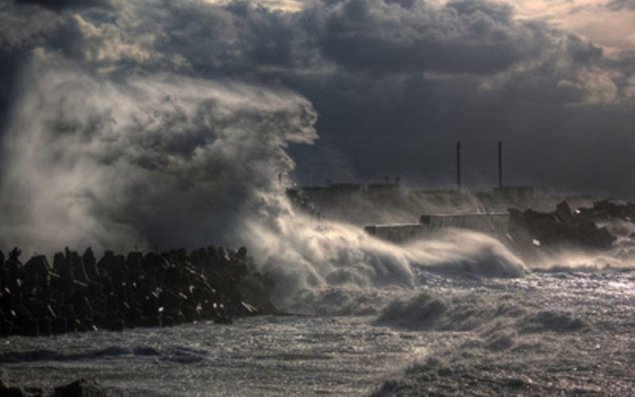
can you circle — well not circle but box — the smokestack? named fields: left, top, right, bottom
left=456, top=141, right=461, bottom=192
left=497, top=141, right=503, bottom=188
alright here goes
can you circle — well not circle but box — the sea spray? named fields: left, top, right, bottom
left=0, top=51, right=317, bottom=253
left=247, top=208, right=529, bottom=314
left=405, top=229, right=528, bottom=278
left=0, top=51, right=530, bottom=317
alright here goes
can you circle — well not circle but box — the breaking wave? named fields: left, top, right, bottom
left=374, top=291, right=587, bottom=334
left=247, top=216, right=529, bottom=313
left=0, top=51, right=317, bottom=253
left=0, top=52, right=529, bottom=316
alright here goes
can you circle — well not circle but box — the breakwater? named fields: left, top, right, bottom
left=365, top=213, right=509, bottom=244
left=0, top=246, right=277, bottom=337
left=364, top=201, right=619, bottom=262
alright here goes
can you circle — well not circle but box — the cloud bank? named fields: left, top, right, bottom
left=2, top=0, right=635, bottom=253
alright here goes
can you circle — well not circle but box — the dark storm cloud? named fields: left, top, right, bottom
left=1, top=0, right=635, bottom=197
left=0, top=1, right=84, bottom=128
left=303, top=0, right=548, bottom=74
left=498, top=34, right=607, bottom=105
left=14, top=0, right=112, bottom=11
left=147, top=1, right=304, bottom=75
left=608, top=0, right=635, bottom=10
left=0, top=0, right=591, bottom=79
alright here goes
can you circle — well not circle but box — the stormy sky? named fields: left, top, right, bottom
left=2, top=0, right=635, bottom=197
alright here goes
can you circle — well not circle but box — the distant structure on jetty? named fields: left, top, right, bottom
left=287, top=142, right=634, bottom=261
left=291, top=141, right=535, bottom=223
left=289, top=176, right=535, bottom=227
left=297, top=181, right=534, bottom=207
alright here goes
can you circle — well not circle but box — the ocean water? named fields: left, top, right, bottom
left=3, top=36, right=634, bottom=396
left=2, top=266, right=634, bottom=396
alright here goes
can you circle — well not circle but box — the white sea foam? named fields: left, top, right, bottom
left=246, top=211, right=529, bottom=314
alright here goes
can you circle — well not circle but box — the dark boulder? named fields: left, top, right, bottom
left=53, top=379, right=107, bottom=397
left=0, top=380, right=23, bottom=397
left=554, top=200, right=574, bottom=223
left=509, top=201, right=615, bottom=253
left=21, top=255, right=52, bottom=289
left=5, top=248, right=22, bottom=290
left=578, top=199, right=635, bottom=221
left=66, top=249, right=89, bottom=284
left=82, top=248, right=99, bottom=280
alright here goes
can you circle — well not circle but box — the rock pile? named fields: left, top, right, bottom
left=1, top=378, right=108, bottom=397
left=0, top=380, right=24, bottom=397
left=508, top=201, right=615, bottom=252
left=0, top=246, right=277, bottom=337
left=577, top=199, right=635, bottom=221
left=53, top=379, right=107, bottom=397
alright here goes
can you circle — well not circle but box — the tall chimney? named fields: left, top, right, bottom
left=497, top=140, right=503, bottom=188
left=456, top=141, right=462, bottom=192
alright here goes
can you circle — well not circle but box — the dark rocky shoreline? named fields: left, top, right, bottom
left=0, top=245, right=277, bottom=338
left=2, top=378, right=108, bottom=397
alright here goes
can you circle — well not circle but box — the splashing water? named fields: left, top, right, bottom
left=0, top=52, right=535, bottom=318
left=0, top=52, right=316, bottom=253
left=2, top=53, right=635, bottom=397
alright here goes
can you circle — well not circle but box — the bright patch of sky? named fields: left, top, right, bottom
left=204, top=0, right=302, bottom=12
left=215, top=0, right=635, bottom=49
left=439, top=0, right=635, bottom=49
left=221, top=0, right=635, bottom=49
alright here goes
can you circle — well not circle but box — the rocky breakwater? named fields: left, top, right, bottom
left=577, top=199, right=635, bottom=222
left=0, top=246, right=277, bottom=337
left=1, top=378, right=108, bottom=397
left=508, top=201, right=615, bottom=258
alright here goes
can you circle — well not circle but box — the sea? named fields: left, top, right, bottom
left=2, top=255, right=634, bottom=396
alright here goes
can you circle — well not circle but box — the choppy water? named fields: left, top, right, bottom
left=2, top=268, right=635, bottom=397
left=0, top=315, right=440, bottom=396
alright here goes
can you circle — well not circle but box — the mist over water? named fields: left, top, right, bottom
left=0, top=52, right=538, bottom=319
left=0, top=52, right=317, bottom=254
left=6, top=52, right=635, bottom=308
left=1, top=3, right=635, bottom=397
left=247, top=212, right=531, bottom=314
left=3, top=52, right=632, bottom=317
left=1, top=52, right=634, bottom=397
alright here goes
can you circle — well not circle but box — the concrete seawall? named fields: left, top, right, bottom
left=365, top=213, right=509, bottom=244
